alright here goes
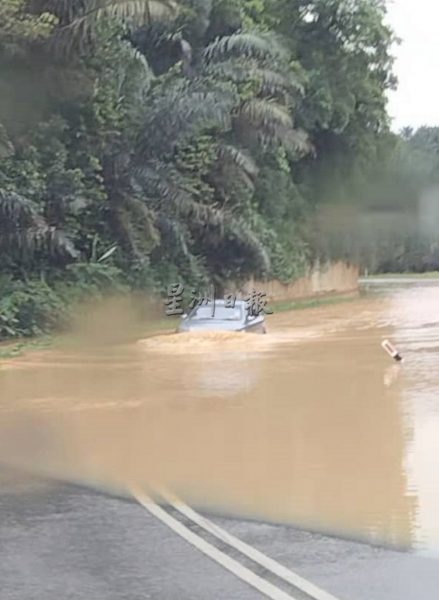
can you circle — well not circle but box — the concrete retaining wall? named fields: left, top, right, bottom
left=234, top=261, right=359, bottom=302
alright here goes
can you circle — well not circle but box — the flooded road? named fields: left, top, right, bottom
left=1, top=282, right=439, bottom=555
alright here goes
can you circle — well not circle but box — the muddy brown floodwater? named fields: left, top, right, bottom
left=1, top=282, right=439, bottom=556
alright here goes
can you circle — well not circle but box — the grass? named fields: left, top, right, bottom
left=0, top=336, right=54, bottom=360
left=272, top=292, right=359, bottom=314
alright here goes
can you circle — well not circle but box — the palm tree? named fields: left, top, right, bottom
left=36, top=0, right=179, bottom=55
left=23, top=4, right=312, bottom=280
left=127, top=31, right=311, bottom=278
left=0, top=189, right=78, bottom=262
left=38, top=0, right=178, bottom=25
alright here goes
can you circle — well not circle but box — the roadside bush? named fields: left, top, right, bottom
left=0, top=277, right=66, bottom=339
left=0, top=264, right=129, bottom=341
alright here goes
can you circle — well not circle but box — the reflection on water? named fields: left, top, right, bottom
left=1, top=286, right=439, bottom=554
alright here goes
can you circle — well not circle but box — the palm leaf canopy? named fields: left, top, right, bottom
left=0, top=189, right=78, bottom=259
left=203, top=32, right=289, bottom=64
left=207, top=61, right=304, bottom=97
left=0, top=190, right=43, bottom=229
left=239, top=98, right=294, bottom=134
left=0, top=124, right=14, bottom=159
left=43, top=0, right=177, bottom=25
left=45, top=0, right=178, bottom=55
left=67, top=0, right=177, bottom=26
left=216, top=144, right=259, bottom=179
left=136, top=160, right=225, bottom=226
left=137, top=80, right=238, bottom=159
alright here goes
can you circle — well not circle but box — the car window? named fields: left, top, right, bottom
left=191, top=305, right=243, bottom=321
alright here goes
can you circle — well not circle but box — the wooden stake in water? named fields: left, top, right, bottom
left=381, top=339, right=403, bottom=363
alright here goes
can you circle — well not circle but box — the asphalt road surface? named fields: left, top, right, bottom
left=1, top=473, right=439, bottom=600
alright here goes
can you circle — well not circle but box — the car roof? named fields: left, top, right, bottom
left=188, top=299, right=246, bottom=318
left=210, top=299, right=246, bottom=306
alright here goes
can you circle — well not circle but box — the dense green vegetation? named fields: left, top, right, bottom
left=0, top=0, right=438, bottom=339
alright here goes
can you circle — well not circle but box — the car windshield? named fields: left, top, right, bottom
left=191, top=305, right=243, bottom=321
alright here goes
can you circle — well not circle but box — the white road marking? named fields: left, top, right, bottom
left=132, top=488, right=299, bottom=600
left=159, top=490, right=341, bottom=600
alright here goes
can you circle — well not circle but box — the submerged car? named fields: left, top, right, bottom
left=177, top=300, right=267, bottom=334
